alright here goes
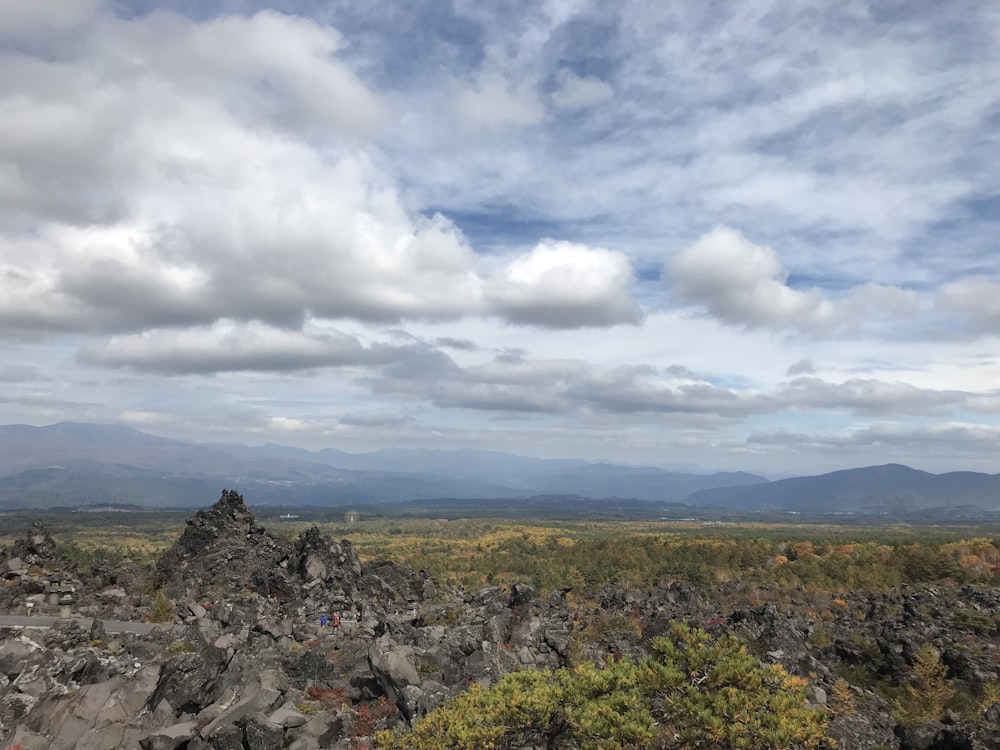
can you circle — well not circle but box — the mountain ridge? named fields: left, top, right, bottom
left=0, top=422, right=766, bottom=509
left=687, top=462, right=1000, bottom=513
left=2, top=423, right=998, bottom=515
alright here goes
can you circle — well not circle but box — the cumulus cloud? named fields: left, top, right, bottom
left=668, top=226, right=919, bottom=334
left=152, top=11, right=389, bottom=137
left=669, top=227, right=837, bottom=331
left=369, top=350, right=764, bottom=420
left=80, top=321, right=371, bottom=374
left=1, top=8, right=684, bottom=344
left=0, top=9, right=652, bottom=340
left=4, top=3, right=999, bottom=475
left=0, top=10, right=493, bottom=337
left=847, top=283, right=919, bottom=317
left=0, top=0, right=104, bottom=38
left=363, top=341, right=995, bottom=426
left=453, top=70, right=545, bottom=130
left=787, top=359, right=815, bottom=376
left=937, top=276, right=1000, bottom=331
left=565, top=366, right=769, bottom=417
left=551, top=68, right=613, bottom=111
left=488, top=240, right=641, bottom=327
left=370, top=349, right=576, bottom=413
left=780, top=377, right=961, bottom=415
left=0, top=10, right=388, bottom=229
left=1, top=147, right=487, bottom=335
left=963, top=393, right=1000, bottom=414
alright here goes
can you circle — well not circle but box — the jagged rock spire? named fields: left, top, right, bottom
left=155, top=489, right=296, bottom=604
left=12, top=518, right=59, bottom=566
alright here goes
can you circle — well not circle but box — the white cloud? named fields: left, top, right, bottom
left=1, top=10, right=471, bottom=332
left=453, top=70, right=546, bottom=130
left=367, top=346, right=768, bottom=421
left=669, top=226, right=837, bottom=331
left=114, top=10, right=390, bottom=139
left=786, top=359, right=815, bottom=376
left=668, top=226, right=922, bottom=335
left=81, top=321, right=370, bottom=374
left=1, top=9, right=666, bottom=338
left=268, top=416, right=311, bottom=431
left=780, top=377, right=960, bottom=415
left=488, top=240, right=641, bottom=327
left=565, top=366, right=768, bottom=418
left=0, top=149, right=488, bottom=334
left=845, top=283, right=919, bottom=317
left=937, top=276, right=1000, bottom=331
left=2, top=2, right=999, bottom=475
left=551, top=68, right=613, bottom=111
left=0, top=0, right=104, bottom=38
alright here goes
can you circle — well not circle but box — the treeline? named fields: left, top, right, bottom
left=322, top=519, right=1000, bottom=594
left=11, top=513, right=1000, bottom=596
left=466, top=536, right=998, bottom=592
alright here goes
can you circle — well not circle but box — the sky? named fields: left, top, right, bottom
left=1, top=0, right=999, bottom=476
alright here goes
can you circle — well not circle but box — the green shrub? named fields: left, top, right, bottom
left=950, top=608, right=998, bottom=634
left=150, top=590, right=174, bottom=623
left=376, top=623, right=827, bottom=750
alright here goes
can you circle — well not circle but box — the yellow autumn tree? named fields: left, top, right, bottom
left=893, top=644, right=954, bottom=725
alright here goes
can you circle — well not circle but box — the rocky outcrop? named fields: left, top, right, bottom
left=4, top=493, right=1000, bottom=748
left=155, top=489, right=299, bottom=608
left=12, top=519, right=60, bottom=568
left=0, top=519, right=81, bottom=618
left=154, top=490, right=428, bottom=624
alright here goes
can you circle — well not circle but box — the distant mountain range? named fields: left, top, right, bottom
left=0, top=422, right=765, bottom=510
left=687, top=463, right=1000, bottom=515
left=0, top=423, right=998, bottom=518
